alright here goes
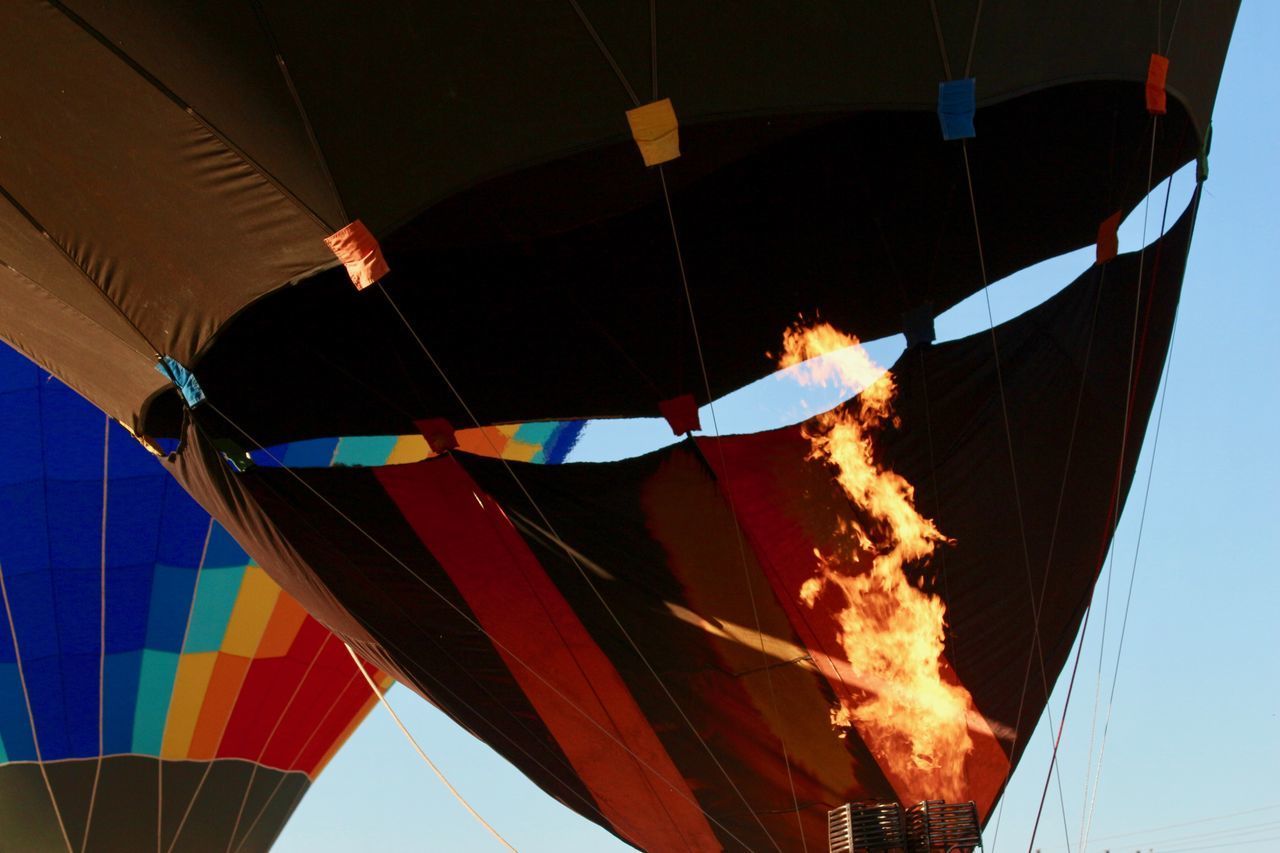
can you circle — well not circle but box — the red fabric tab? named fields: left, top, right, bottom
left=415, top=418, right=458, bottom=454
left=1096, top=210, right=1122, bottom=264
left=658, top=394, right=700, bottom=436
left=1146, top=53, right=1169, bottom=115
left=324, top=219, right=389, bottom=290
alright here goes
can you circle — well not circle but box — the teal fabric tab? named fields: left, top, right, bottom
left=131, top=649, right=180, bottom=755
left=155, top=357, right=205, bottom=407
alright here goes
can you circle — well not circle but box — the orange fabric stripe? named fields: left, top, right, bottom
left=377, top=456, right=721, bottom=852
left=186, top=653, right=250, bottom=759
left=256, top=593, right=311, bottom=659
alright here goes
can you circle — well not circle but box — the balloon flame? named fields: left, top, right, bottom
left=778, top=321, right=976, bottom=802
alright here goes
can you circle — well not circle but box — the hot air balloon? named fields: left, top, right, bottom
left=0, top=343, right=391, bottom=851
left=0, top=3, right=1239, bottom=850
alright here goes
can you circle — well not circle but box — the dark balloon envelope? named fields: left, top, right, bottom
left=0, top=3, right=1238, bottom=851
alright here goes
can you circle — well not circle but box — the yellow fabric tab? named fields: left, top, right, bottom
left=220, top=564, right=281, bottom=657
left=626, top=98, right=680, bottom=166
left=160, top=651, right=218, bottom=759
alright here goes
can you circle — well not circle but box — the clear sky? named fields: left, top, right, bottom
left=276, top=5, right=1278, bottom=851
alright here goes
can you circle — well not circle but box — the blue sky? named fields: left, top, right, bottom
left=277, top=6, right=1278, bottom=851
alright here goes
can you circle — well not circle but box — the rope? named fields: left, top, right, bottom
left=80, top=414, right=111, bottom=852
left=0, top=557, right=73, bottom=852
left=963, top=0, right=985, bottom=78
left=344, top=644, right=519, bottom=852
left=928, top=0, right=954, bottom=79
left=247, top=0, right=348, bottom=229
left=567, top=0, right=641, bottom=107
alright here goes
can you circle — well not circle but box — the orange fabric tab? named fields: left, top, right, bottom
left=1146, top=53, right=1169, bottom=115
left=626, top=99, right=680, bottom=167
left=659, top=394, right=700, bottom=435
left=324, top=219, right=389, bottom=290
left=1096, top=211, right=1122, bottom=264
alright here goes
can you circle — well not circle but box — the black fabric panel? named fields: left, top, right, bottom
left=163, top=436, right=606, bottom=832
left=0, top=756, right=307, bottom=852
left=459, top=196, right=1194, bottom=818
left=171, top=83, right=1196, bottom=443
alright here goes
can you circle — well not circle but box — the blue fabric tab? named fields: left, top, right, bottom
left=155, top=357, right=205, bottom=407
left=937, top=78, right=976, bottom=141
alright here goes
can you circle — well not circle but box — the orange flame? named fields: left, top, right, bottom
left=779, top=321, right=976, bottom=803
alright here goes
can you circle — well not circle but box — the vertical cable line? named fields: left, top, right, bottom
left=1026, top=112, right=1166, bottom=853
left=345, top=645, right=519, bottom=852
left=1080, top=178, right=1196, bottom=853
left=229, top=669, right=361, bottom=853
left=196, top=399, right=754, bottom=851
left=656, top=162, right=807, bottom=848
left=1079, top=19, right=1187, bottom=849
left=155, top=517, right=215, bottom=853
left=0, top=555, right=73, bottom=852
left=247, top=0, right=348, bottom=229
left=960, top=136, right=1071, bottom=853
left=564, top=1, right=798, bottom=840
left=927, top=7, right=1071, bottom=847
left=470, top=479, right=692, bottom=851
left=224, top=634, right=334, bottom=852
left=79, top=414, right=111, bottom=852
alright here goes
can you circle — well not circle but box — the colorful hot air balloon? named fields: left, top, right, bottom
left=0, top=344, right=390, bottom=852
left=0, top=3, right=1239, bottom=850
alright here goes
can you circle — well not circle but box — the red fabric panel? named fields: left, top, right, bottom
left=1146, top=53, right=1169, bottom=114
left=293, top=666, right=381, bottom=773
left=696, top=431, right=1009, bottom=818
left=216, top=616, right=329, bottom=764
left=376, top=456, right=721, bottom=852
